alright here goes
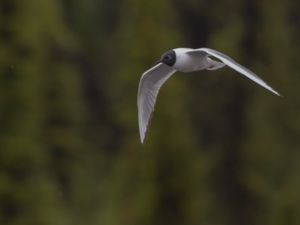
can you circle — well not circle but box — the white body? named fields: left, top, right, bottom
left=173, top=48, right=207, bottom=72
left=173, top=48, right=225, bottom=72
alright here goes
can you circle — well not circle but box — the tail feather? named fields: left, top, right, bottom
left=206, top=57, right=225, bottom=70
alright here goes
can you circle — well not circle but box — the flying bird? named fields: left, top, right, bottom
left=137, top=48, right=280, bottom=143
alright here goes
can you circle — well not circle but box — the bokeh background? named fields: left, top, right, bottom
left=0, top=0, right=299, bottom=225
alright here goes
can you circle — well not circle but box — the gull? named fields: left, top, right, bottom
left=137, top=48, right=280, bottom=143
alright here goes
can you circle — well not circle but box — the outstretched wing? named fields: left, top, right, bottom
left=187, top=48, right=280, bottom=96
left=137, top=63, right=176, bottom=143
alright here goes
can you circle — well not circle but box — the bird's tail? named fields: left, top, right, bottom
left=206, top=57, right=225, bottom=70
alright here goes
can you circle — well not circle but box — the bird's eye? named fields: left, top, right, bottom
left=164, top=55, right=172, bottom=61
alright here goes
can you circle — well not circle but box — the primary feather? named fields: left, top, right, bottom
left=137, top=63, right=176, bottom=143
left=187, top=48, right=280, bottom=96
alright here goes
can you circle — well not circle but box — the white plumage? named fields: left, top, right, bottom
left=137, top=48, right=280, bottom=143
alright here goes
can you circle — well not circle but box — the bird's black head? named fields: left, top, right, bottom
left=158, top=50, right=176, bottom=66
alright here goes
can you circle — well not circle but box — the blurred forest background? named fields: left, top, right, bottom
left=0, top=0, right=299, bottom=225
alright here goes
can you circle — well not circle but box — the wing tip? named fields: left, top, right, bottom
left=140, top=133, right=145, bottom=144
left=275, top=91, right=281, bottom=97
left=138, top=119, right=146, bottom=144
left=269, top=88, right=281, bottom=97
